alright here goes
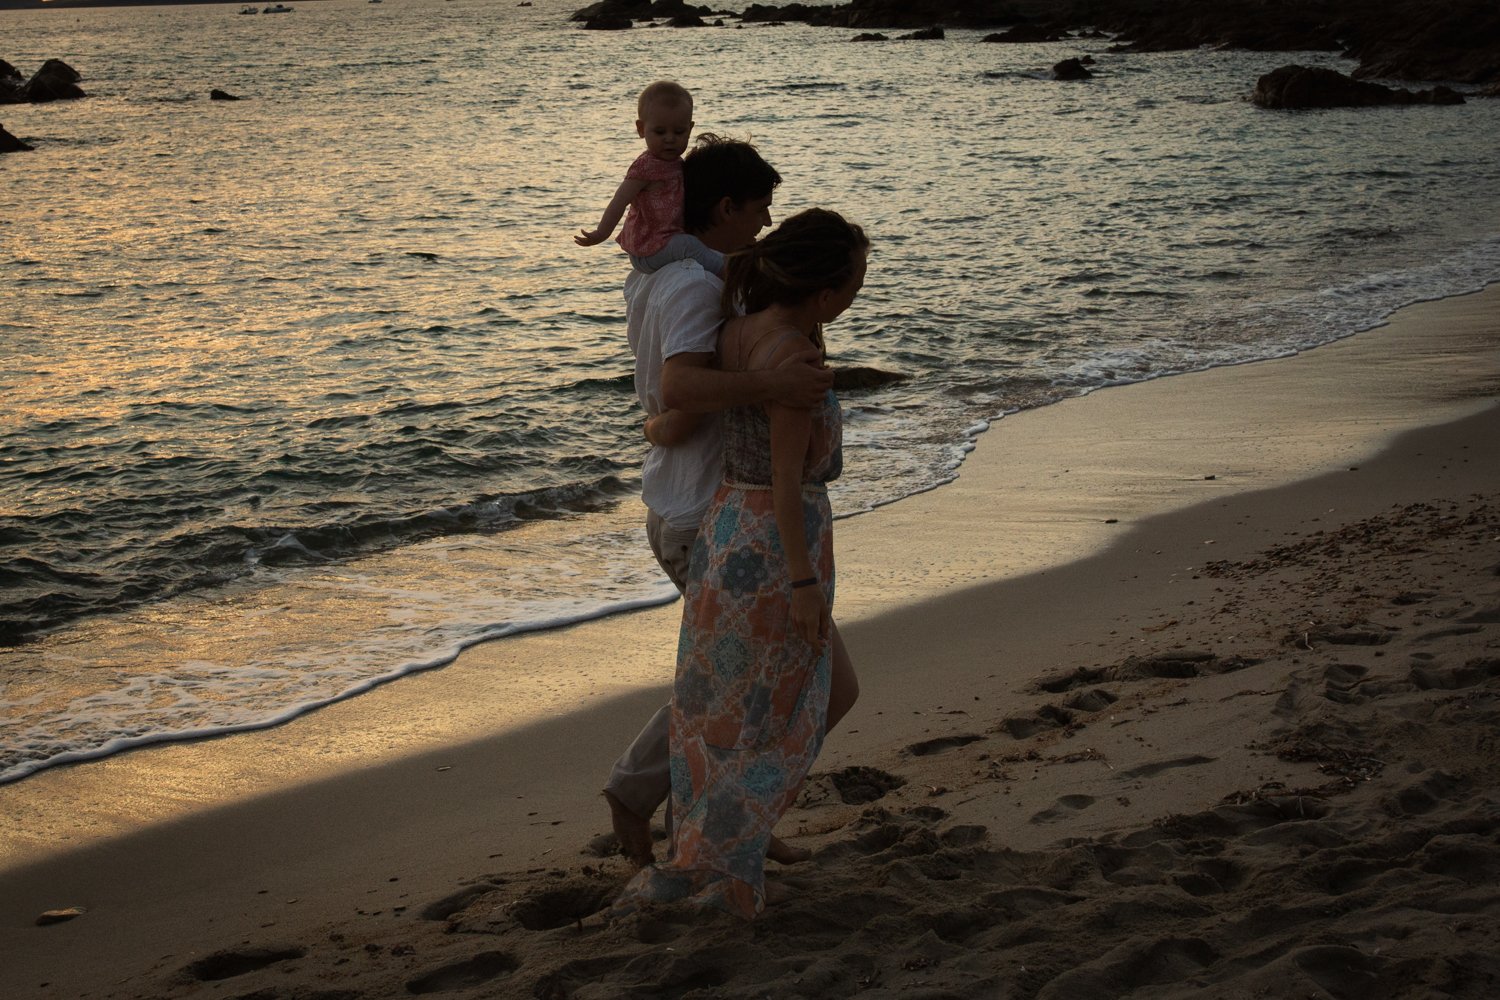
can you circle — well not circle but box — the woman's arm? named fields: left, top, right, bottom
left=575, top=177, right=649, bottom=246
left=769, top=398, right=828, bottom=647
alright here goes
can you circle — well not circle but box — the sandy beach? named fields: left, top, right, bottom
left=2, top=285, right=1498, bottom=999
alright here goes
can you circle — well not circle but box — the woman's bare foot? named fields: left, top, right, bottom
left=766, top=836, right=812, bottom=865
left=763, top=880, right=793, bottom=906
left=604, top=790, right=654, bottom=869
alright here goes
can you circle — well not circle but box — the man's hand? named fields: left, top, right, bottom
left=770, top=348, right=834, bottom=408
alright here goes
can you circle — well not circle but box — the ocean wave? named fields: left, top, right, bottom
left=0, top=476, right=635, bottom=647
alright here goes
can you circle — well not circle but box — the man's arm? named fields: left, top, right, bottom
left=661, top=349, right=833, bottom=413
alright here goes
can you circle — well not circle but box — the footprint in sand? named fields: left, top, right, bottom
left=405, top=951, right=519, bottom=994
left=825, top=765, right=906, bottom=804
left=182, top=946, right=307, bottom=982
left=1036, top=666, right=1109, bottom=693
left=997, top=705, right=1074, bottom=739
left=510, top=883, right=614, bottom=930
left=1409, top=658, right=1500, bottom=690
left=1290, top=944, right=1384, bottom=995
left=418, top=882, right=504, bottom=921
left=904, top=733, right=986, bottom=756
left=1030, top=794, right=1095, bottom=824
left=1116, top=755, right=1216, bottom=781
left=1063, top=687, right=1119, bottom=712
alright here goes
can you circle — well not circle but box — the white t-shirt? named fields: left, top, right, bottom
left=624, top=259, right=725, bottom=531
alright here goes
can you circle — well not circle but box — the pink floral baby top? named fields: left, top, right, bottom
left=618, top=151, right=684, bottom=257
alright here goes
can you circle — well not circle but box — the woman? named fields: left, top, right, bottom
left=613, top=208, right=869, bottom=919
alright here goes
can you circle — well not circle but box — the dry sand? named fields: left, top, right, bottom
left=1, top=287, right=1498, bottom=999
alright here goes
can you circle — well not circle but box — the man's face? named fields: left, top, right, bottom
left=722, top=193, right=774, bottom=250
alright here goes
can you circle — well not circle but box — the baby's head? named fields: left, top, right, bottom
left=635, top=81, right=694, bottom=162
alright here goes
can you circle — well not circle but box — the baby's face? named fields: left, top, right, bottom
left=636, top=100, right=693, bottom=161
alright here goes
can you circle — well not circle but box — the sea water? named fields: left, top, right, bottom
left=3, top=0, right=1499, bottom=783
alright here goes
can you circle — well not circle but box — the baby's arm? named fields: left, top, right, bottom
left=644, top=408, right=702, bottom=447
left=576, top=177, right=649, bottom=246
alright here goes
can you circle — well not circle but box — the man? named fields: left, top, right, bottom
left=604, top=135, right=860, bottom=866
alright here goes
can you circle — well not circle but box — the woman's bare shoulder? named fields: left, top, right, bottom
left=747, top=325, right=817, bottom=370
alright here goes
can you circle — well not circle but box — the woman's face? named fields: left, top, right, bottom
left=819, top=250, right=868, bottom=323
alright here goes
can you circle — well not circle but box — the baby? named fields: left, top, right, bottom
left=575, top=81, right=725, bottom=275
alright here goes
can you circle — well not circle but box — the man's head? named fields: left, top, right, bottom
left=635, top=81, right=694, bottom=162
left=682, top=134, right=782, bottom=253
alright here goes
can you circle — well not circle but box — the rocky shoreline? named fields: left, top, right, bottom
left=570, top=0, right=1500, bottom=86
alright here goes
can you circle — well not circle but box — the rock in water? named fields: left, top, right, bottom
left=22, top=59, right=86, bottom=102
left=1253, top=65, right=1465, bottom=109
left=1, top=122, right=33, bottom=153
left=210, top=89, right=242, bottom=101
left=1053, top=58, right=1093, bottom=80
left=833, top=366, right=908, bottom=391
left=0, top=59, right=26, bottom=103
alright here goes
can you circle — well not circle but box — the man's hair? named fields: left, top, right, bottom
left=681, top=134, right=782, bottom=234
left=637, top=80, right=693, bottom=118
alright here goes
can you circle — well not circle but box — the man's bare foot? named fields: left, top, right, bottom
left=766, top=835, right=812, bottom=865
left=604, top=789, right=654, bottom=869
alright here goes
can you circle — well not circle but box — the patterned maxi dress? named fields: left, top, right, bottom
left=613, top=386, right=842, bottom=919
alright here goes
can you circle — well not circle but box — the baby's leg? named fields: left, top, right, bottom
left=631, top=233, right=725, bottom=275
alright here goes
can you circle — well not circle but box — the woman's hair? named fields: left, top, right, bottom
left=721, top=208, right=869, bottom=329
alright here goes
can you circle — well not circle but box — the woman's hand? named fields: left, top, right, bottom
left=791, top=584, right=829, bottom=647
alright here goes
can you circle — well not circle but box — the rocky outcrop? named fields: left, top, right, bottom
left=739, top=0, right=1021, bottom=29
left=1, top=58, right=86, bottom=103
left=0, top=60, right=23, bottom=102
left=564, top=0, right=1499, bottom=84
left=571, top=0, right=711, bottom=25
left=582, top=14, right=632, bottom=28
left=1082, top=0, right=1498, bottom=84
left=833, top=366, right=908, bottom=392
left=1096, top=0, right=1343, bottom=54
left=898, top=26, right=943, bottom=40
left=1053, top=57, right=1093, bottom=80
left=210, top=89, right=242, bottom=101
left=1342, top=1, right=1500, bottom=84
left=983, top=24, right=1065, bottom=43
left=1251, top=65, right=1465, bottom=108
left=1, top=122, right=32, bottom=153
left=22, top=59, right=85, bottom=102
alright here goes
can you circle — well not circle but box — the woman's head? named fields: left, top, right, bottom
left=722, top=208, right=869, bottom=325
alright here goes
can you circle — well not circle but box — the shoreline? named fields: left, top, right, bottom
left=1, top=284, right=1498, bottom=997
left=5, top=272, right=1497, bottom=794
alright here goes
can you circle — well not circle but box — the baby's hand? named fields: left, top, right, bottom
left=575, top=228, right=605, bottom=247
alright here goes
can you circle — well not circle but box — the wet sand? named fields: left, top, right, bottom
left=1, top=286, right=1497, bottom=999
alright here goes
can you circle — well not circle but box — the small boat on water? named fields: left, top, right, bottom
left=262, top=3, right=293, bottom=12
